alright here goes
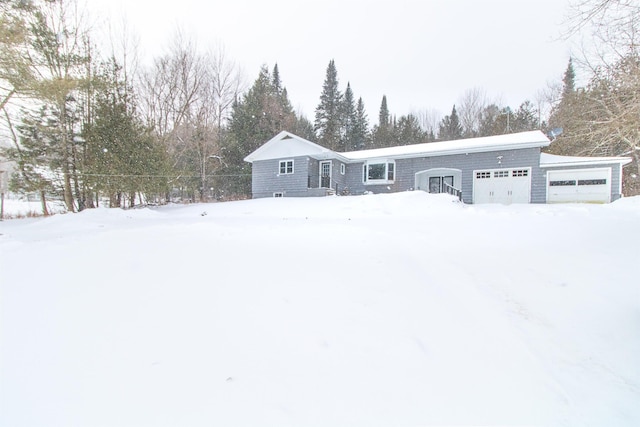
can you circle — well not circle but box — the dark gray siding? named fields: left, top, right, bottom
left=308, top=159, right=319, bottom=189
left=542, top=162, right=624, bottom=201
left=251, top=156, right=310, bottom=198
left=333, top=160, right=348, bottom=194
left=251, top=157, right=349, bottom=198
left=344, top=147, right=545, bottom=203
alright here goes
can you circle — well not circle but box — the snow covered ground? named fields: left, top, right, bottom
left=1, top=192, right=639, bottom=426
left=0, top=196, right=66, bottom=218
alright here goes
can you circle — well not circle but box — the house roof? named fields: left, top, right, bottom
left=244, top=131, right=336, bottom=163
left=245, top=130, right=552, bottom=164
left=340, top=130, right=551, bottom=161
left=539, top=153, right=632, bottom=168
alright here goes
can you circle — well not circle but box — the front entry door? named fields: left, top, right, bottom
left=429, top=176, right=441, bottom=193
left=320, top=161, right=331, bottom=188
left=429, top=175, right=454, bottom=193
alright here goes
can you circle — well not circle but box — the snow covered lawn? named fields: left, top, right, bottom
left=0, top=197, right=67, bottom=218
left=1, top=192, right=639, bottom=426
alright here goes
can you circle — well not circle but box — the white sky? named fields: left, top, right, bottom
left=90, top=0, right=576, bottom=121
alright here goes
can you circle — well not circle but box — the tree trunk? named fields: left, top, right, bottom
left=59, top=102, right=75, bottom=213
left=72, top=142, right=84, bottom=211
left=62, top=167, right=74, bottom=212
left=200, top=158, right=207, bottom=202
left=40, top=190, right=50, bottom=216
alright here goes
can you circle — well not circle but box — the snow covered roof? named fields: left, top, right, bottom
left=244, top=131, right=335, bottom=163
left=340, top=130, right=551, bottom=161
left=540, top=153, right=632, bottom=168
left=245, top=130, right=552, bottom=164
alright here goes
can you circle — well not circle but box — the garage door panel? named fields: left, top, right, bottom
left=473, top=168, right=531, bottom=204
left=547, top=168, right=611, bottom=203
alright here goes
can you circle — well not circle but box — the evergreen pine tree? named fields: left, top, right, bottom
left=379, top=95, right=390, bottom=128
left=225, top=64, right=300, bottom=195
left=396, top=114, right=427, bottom=145
left=227, top=66, right=280, bottom=164
left=512, top=100, right=539, bottom=132
left=372, top=95, right=392, bottom=148
left=314, top=59, right=343, bottom=150
left=438, top=105, right=463, bottom=140
left=84, top=59, right=169, bottom=207
left=548, top=58, right=579, bottom=142
left=562, top=58, right=576, bottom=99
left=341, top=82, right=357, bottom=150
left=352, top=97, right=370, bottom=150
left=272, top=63, right=283, bottom=94
left=5, top=106, right=58, bottom=215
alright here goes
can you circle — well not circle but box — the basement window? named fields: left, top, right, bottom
left=273, top=192, right=284, bottom=197
left=279, top=160, right=294, bottom=175
left=363, top=160, right=395, bottom=184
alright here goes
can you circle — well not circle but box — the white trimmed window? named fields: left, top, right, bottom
left=273, top=192, right=284, bottom=197
left=340, top=163, right=346, bottom=175
left=279, top=160, right=294, bottom=175
left=363, top=160, right=395, bottom=184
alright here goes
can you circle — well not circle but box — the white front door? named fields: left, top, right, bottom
left=473, top=168, right=531, bottom=204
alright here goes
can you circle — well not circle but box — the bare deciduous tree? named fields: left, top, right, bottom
left=457, top=87, right=488, bottom=138
left=413, top=108, right=442, bottom=139
left=138, top=32, right=243, bottom=201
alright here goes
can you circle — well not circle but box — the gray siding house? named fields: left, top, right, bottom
left=244, top=131, right=631, bottom=204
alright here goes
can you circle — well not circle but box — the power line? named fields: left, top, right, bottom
left=78, top=173, right=250, bottom=178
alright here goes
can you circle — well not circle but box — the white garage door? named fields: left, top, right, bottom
left=547, top=168, right=611, bottom=203
left=473, top=168, right=531, bottom=204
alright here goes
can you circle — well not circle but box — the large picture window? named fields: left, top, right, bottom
left=279, top=160, right=294, bottom=175
left=363, top=161, right=395, bottom=184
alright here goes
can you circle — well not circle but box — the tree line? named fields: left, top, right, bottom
left=1, top=0, right=637, bottom=215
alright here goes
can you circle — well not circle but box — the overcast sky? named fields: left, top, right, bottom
left=91, top=0, right=576, bottom=122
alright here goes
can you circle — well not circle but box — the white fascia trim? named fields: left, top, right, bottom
left=540, top=158, right=632, bottom=168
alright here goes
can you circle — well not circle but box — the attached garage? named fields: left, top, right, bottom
left=540, top=153, right=631, bottom=204
left=472, top=168, right=531, bottom=204
left=546, top=168, right=611, bottom=203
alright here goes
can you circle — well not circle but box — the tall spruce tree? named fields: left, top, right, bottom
left=314, top=59, right=343, bottom=150
left=438, top=105, right=463, bottom=140
left=372, top=95, right=392, bottom=148
left=225, top=64, right=299, bottom=194
left=379, top=95, right=390, bottom=128
left=548, top=58, right=578, bottom=138
left=341, top=82, right=357, bottom=151
left=272, top=63, right=283, bottom=94
left=352, top=97, right=370, bottom=150
left=562, top=58, right=576, bottom=99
